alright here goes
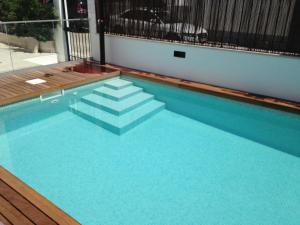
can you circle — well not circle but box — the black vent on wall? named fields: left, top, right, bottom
left=174, top=51, right=186, bottom=58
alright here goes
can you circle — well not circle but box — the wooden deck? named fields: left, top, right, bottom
left=0, top=61, right=120, bottom=106
left=0, top=166, right=80, bottom=225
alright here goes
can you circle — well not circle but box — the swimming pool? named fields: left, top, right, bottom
left=1, top=75, right=300, bottom=225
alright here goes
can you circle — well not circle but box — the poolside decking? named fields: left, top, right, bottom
left=0, top=61, right=120, bottom=106
left=0, top=166, right=80, bottom=225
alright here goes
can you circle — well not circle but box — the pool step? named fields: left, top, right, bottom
left=104, top=79, right=132, bottom=90
left=82, top=92, right=154, bottom=115
left=70, top=78, right=165, bottom=134
left=94, top=86, right=142, bottom=101
left=70, top=100, right=164, bottom=134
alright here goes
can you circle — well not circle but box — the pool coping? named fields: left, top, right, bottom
left=103, top=63, right=300, bottom=114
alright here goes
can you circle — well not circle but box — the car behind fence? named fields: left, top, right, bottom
left=98, top=0, right=300, bottom=56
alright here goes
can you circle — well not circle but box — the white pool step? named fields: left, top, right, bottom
left=82, top=92, right=154, bottom=115
left=94, top=86, right=142, bottom=101
left=104, top=79, right=132, bottom=90
left=70, top=100, right=165, bottom=134
left=70, top=78, right=165, bottom=134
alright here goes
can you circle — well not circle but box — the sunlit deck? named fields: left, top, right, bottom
left=0, top=61, right=120, bottom=106
left=0, top=166, right=80, bottom=225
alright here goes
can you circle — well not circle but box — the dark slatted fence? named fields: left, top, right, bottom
left=99, top=0, right=300, bottom=56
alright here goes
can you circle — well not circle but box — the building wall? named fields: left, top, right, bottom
left=88, top=0, right=300, bottom=103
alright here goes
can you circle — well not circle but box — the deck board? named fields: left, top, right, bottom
left=0, top=180, right=57, bottom=225
left=0, top=167, right=80, bottom=225
left=0, top=213, right=12, bottom=225
left=0, top=61, right=120, bottom=106
left=0, top=195, right=34, bottom=225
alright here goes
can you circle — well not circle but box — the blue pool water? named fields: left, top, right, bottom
left=1, top=75, right=300, bottom=225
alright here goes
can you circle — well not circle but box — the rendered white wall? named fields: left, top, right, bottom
left=106, top=35, right=300, bottom=102
left=87, top=0, right=300, bottom=102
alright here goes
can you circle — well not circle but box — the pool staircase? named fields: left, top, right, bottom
left=69, top=77, right=165, bottom=134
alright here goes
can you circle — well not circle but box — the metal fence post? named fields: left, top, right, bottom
left=97, top=0, right=106, bottom=65
left=288, top=0, right=300, bottom=53
left=62, top=0, right=71, bottom=61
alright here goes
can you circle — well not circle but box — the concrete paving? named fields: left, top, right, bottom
left=0, top=43, right=58, bottom=73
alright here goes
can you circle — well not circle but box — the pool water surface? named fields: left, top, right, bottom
left=0, top=75, right=300, bottom=225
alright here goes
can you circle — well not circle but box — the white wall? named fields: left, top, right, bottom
left=106, top=35, right=300, bottom=102
left=87, top=0, right=300, bottom=103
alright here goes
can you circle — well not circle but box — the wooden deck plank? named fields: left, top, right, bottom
left=0, top=213, right=13, bottom=225
left=0, top=180, right=57, bottom=225
left=0, top=167, right=80, bottom=225
left=0, top=195, right=34, bottom=225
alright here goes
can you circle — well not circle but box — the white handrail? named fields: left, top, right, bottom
left=40, top=90, right=65, bottom=102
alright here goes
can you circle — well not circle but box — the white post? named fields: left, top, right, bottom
left=53, top=0, right=69, bottom=62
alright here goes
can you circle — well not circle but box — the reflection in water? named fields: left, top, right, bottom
left=63, top=62, right=116, bottom=74
left=0, top=120, right=13, bottom=169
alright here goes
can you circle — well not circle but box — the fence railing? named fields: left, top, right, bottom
left=64, top=19, right=91, bottom=60
left=0, top=18, right=91, bottom=74
left=101, top=0, right=300, bottom=56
